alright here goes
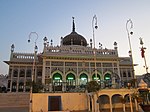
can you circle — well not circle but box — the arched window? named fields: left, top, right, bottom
left=104, top=73, right=111, bottom=80
left=66, top=73, right=76, bottom=86
left=13, top=70, right=18, bottom=77
left=123, top=72, right=126, bottom=77
left=92, top=74, right=100, bottom=81
left=12, top=81, right=17, bottom=92
left=37, top=71, right=42, bottom=77
left=66, top=73, right=75, bottom=80
left=128, top=71, right=131, bottom=77
left=53, top=73, right=62, bottom=81
left=19, top=82, right=24, bottom=92
left=80, top=73, right=88, bottom=85
left=26, top=69, right=31, bottom=77
left=20, top=69, right=25, bottom=77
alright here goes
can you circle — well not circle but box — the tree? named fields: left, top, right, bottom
left=32, top=81, right=44, bottom=93
left=86, top=81, right=100, bottom=93
left=86, top=81, right=100, bottom=111
left=26, top=81, right=44, bottom=93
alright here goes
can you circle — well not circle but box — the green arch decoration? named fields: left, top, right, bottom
left=80, top=73, right=88, bottom=80
left=66, top=73, right=75, bottom=80
left=92, top=74, right=101, bottom=80
left=53, top=73, right=62, bottom=80
left=104, top=73, right=111, bottom=80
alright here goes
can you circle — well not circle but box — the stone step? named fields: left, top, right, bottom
left=0, top=93, right=30, bottom=107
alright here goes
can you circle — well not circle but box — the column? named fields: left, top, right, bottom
left=49, top=61, right=52, bottom=92
left=97, top=96, right=100, bottom=112
left=24, top=66, right=27, bottom=92
left=117, top=61, right=121, bottom=88
left=91, top=94, right=95, bottom=112
left=10, top=67, right=14, bottom=92
left=123, top=96, right=126, bottom=112
left=16, top=67, right=20, bottom=92
left=112, top=76, right=115, bottom=85
left=88, top=95, right=91, bottom=111
left=89, top=62, right=91, bottom=81
left=109, top=96, right=112, bottom=112
left=76, top=62, right=79, bottom=86
left=129, top=91, right=133, bottom=112
left=135, top=99, right=138, bottom=112
left=42, top=60, right=46, bottom=84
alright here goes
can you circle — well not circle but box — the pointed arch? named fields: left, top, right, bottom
left=104, top=72, right=112, bottom=80
left=92, top=74, right=101, bottom=81
left=79, top=72, right=88, bottom=86
left=66, top=72, right=76, bottom=90
left=66, top=73, right=75, bottom=80
left=52, top=71, right=62, bottom=81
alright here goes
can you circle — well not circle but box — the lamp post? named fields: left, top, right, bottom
left=28, top=32, right=38, bottom=112
left=92, top=15, right=98, bottom=82
left=139, top=37, right=148, bottom=73
left=126, top=19, right=136, bottom=82
left=126, top=19, right=134, bottom=112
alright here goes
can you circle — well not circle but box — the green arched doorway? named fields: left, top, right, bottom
left=92, top=74, right=101, bottom=81
left=52, top=73, right=62, bottom=91
left=53, top=73, right=62, bottom=81
left=66, top=73, right=76, bottom=91
left=104, top=73, right=111, bottom=87
left=104, top=73, right=111, bottom=80
left=66, top=73, right=75, bottom=80
left=80, top=73, right=88, bottom=85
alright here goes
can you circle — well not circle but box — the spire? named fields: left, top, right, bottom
left=72, top=17, right=75, bottom=32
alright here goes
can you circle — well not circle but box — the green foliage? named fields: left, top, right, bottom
left=86, top=81, right=100, bottom=93
left=32, top=81, right=44, bottom=93
left=26, top=81, right=44, bottom=93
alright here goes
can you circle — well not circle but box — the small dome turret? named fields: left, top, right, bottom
left=138, top=79, right=148, bottom=89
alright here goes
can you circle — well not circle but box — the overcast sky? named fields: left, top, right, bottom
left=0, top=0, right=150, bottom=75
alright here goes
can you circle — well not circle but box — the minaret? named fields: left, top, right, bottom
left=10, top=44, right=15, bottom=59
left=72, top=17, right=75, bottom=32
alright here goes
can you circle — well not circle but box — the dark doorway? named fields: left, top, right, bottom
left=48, top=96, right=62, bottom=111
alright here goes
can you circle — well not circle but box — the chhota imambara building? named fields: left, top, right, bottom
left=5, top=18, right=135, bottom=92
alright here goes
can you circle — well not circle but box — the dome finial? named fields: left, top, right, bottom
left=72, top=17, right=75, bottom=32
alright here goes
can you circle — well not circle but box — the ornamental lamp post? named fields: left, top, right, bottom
left=28, top=32, right=38, bottom=112
left=126, top=19, right=136, bottom=85
left=92, top=15, right=98, bottom=82
left=126, top=19, right=134, bottom=112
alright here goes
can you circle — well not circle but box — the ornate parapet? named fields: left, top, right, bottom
left=10, top=52, right=36, bottom=63
left=43, top=45, right=118, bottom=57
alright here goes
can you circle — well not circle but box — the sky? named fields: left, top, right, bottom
left=0, top=0, right=150, bottom=75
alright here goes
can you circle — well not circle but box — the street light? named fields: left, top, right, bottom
left=126, top=19, right=136, bottom=81
left=126, top=19, right=134, bottom=112
left=28, top=32, right=38, bottom=112
left=92, top=15, right=98, bottom=82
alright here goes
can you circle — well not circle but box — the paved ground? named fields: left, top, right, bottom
left=0, top=107, right=144, bottom=112
left=0, top=107, right=28, bottom=112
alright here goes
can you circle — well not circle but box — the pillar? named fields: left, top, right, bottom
left=42, top=60, right=46, bottom=84
left=109, top=96, right=112, bottom=112
left=16, top=67, right=20, bottom=92
left=135, top=99, right=138, bottom=112
left=10, top=67, right=13, bottom=92
left=123, top=96, right=126, bottom=112
left=24, top=67, right=27, bottom=92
